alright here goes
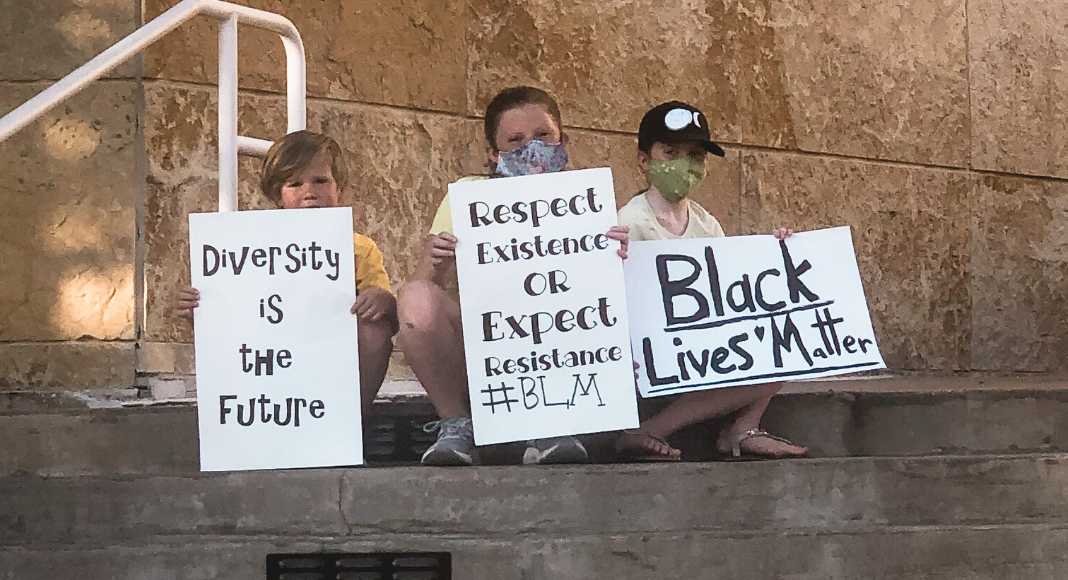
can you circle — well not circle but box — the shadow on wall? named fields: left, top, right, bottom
left=0, top=0, right=142, bottom=351
left=0, top=83, right=137, bottom=345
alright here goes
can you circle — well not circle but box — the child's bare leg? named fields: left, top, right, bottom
left=724, top=382, right=778, bottom=435
left=396, top=280, right=469, bottom=419
left=640, top=382, right=783, bottom=440
left=717, top=382, right=806, bottom=457
left=357, top=316, right=395, bottom=417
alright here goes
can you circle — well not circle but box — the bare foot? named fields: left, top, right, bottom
left=717, top=429, right=807, bottom=459
left=616, top=431, right=682, bottom=462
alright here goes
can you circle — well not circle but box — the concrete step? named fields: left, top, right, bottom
left=2, top=455, right=1068, bottom=578
left=3, top=525, right=1068, bottom=580
left=4, top=375, right=1068, bottom=476
left=4, top=455, right=1068, bottom=545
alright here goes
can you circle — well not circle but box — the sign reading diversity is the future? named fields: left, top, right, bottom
left=189, top=207, right=362, bottom=471
left=625, top=226, right=885, bottom=397
left=450, top=168, right=639, bottom=445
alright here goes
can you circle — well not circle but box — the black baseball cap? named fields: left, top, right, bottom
left=637, top=101, right=725, bottom=157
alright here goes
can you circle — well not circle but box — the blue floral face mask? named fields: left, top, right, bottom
left=495, top=139, right=569, bottom=177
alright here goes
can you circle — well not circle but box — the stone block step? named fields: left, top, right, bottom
left=4, top=375, right=1068, bottom=476
left=3, top=456, right=1068, bottom=579
left=3, top=525, right=1068, bottom=580
left=3, top=454, right=1068, bottom=546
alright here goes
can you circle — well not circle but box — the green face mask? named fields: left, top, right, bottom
left=647, top=157, right=707, bottom=202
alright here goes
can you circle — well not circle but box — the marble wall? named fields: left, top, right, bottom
left=2, top=0, right=1067, bottom=390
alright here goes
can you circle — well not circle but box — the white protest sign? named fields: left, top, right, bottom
left=189, top=207, right=362, bottom=471
left=450, top=168, right=640, bottom=445
left=625, top=226, right=885, bottom=397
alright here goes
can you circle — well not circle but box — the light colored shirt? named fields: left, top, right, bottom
left=427, top=176, right=490, bottom=299
left=617, top=191, right=725, bottom=241
left=429, top=175, right=490, bottom=235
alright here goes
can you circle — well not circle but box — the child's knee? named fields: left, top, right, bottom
left=358, top=318, right=395, bottom=353
left=397, top=280, right=445, bottom=332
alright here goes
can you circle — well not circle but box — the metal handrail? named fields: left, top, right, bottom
left=0, top=0, right=306, bottom=212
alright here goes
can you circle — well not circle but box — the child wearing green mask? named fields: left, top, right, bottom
left=616, top=101, right=807, bottom=461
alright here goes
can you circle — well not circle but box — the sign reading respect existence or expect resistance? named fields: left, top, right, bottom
left=189, top=207, right=362, bottom=472
left=450, top=168, right=640, bottom=445
left=625, top=226, right=885, bottom=397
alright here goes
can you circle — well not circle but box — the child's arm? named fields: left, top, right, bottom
left=413, top=232, right=457, bottom=287
left=174, top=287, right=200, bottom=322
left=350, top=287, right=396, bottom=323
left=415, top=193, right=460, bottom=287
left=351, top=235, right=398, bottom=326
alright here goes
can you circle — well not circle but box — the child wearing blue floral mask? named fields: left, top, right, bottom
left=397, top=86, right=629, bottom=467
left=486, top=92, right=570, bottom=176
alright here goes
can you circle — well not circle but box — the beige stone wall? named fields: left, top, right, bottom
left=0, top=0, right=140, bottom=390
left=3, top=0, right=1067, bottom=391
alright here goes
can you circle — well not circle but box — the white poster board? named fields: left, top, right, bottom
left=625, top=226, right=885, bottom=397
left=189, top=207, right=362, bottom=471
left=450, top=168, right=640, bottom=445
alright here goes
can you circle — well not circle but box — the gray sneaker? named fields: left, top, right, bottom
left=421, top=418, right=478, bottom=466
left=522, top=436, right=588, bottom=465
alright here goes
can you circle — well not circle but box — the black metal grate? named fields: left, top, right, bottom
left=267, top=552, right=451, bottom=580
left=363, top=404, right=438, bottom=464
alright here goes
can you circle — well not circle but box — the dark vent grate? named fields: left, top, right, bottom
left=267, top=552, right=451, bottom=580
left=363, top=404, right=438, bottom=463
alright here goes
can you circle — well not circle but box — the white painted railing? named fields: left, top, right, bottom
left=0, top=0, right=306, bottom=212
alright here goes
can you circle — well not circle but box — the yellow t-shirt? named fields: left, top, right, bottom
left=617, top=191, right=725, bottom=241
left=353, top=232, right=391, bottom=293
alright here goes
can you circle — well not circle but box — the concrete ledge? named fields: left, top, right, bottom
left=0, top=406, right=199, bottom=477
left=9, top=380, right=1068, bottom=475
left=2, top=524, right=1068, bottom=579
left=756, top=386, right=1068, bottom=458
left=3, top=454, right=1068, bottom=546
left=784, top=373, right=1068, bottom=393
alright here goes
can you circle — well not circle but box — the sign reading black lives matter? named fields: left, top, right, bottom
left=189, top=207, right=362, bottom=471
left=625, top=226, right=885, bottom=397
left=450, top=168, right=640, bottom=445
